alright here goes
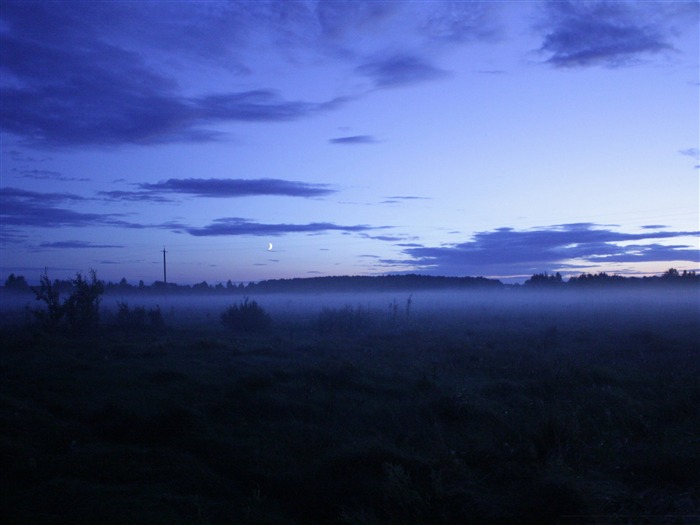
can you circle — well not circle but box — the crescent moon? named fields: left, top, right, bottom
left=268, top=242, right=273, bottom=251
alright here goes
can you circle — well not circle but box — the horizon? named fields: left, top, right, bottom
left=1, top=1, right=699, bottom=284
left=2, top=267, right=695, bottom=289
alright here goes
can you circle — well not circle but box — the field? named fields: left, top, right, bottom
left=1, top=289, right=699, bottom=524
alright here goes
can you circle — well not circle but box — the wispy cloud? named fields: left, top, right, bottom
left=138, top=178, right=335, bottom=198
left=329, top=135, right=378, bottom=145
left=537, top=1, right=675, bottom=68
left=0, top=187, right=136, bottom=229
left=0, top=229, right=28, bottom=245
left=356, top=53, right=447, bottom=87
left=381, top=195, right=430, bottom=204
left=1, top=187, right=88, bottom=204
left=180, top=217, right=382, bottom=237
left=679, top=148, right=700, bottom=160
left=396, top=223, right=700, bottom=276
left=0, top=2, right=347, bottom=148
left=196, top=90, right=342, bottom=122
left=38, top=240, right=125, bottom=249
left=0, top=1, right=506, bottom=148
left=15, top=168, right=91, bottom=182
left=98, top=190, right=176, bottom=204
left=420, top=2, right=500, bottom=43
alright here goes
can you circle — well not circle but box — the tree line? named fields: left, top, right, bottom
left=523, top=268, right=699, bottom=288
left=3, top=268, right=698, bottom=296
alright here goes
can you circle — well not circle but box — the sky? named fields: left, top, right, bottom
left=1, top=0, right=699, bottom=285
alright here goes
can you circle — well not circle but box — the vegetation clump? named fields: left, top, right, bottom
left=317, top=304, right=376, bottom=336
left=220, top=297, right=271, bottom=333
left=114, top=301, right=164, bottom=332
left=3, top=273, right=30, bottom=293
left=63, top=270, right=104, bottom=333
left=32, top=269, right=104, bottom=334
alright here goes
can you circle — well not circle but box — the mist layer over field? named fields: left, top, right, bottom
left=1, top=287, right=698, bottom=524
left=4, top=286, right=696, bottom=327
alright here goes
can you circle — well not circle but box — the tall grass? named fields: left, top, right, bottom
left=1, top=291, right=698, bottom=524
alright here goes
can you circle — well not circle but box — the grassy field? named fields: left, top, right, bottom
left=1, top=290, right=699, bottom=524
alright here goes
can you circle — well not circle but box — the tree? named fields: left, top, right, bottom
left=662, top=268, right=680, bottom=279
left=32, top=269, right=104, bottom=334
left=4, top=273, right=29, bottom=293
left=524, top=272, right=563, bottom=287
left=63, top=270, right=104, bottom=333
left=32, top=270, right=64, bottom=331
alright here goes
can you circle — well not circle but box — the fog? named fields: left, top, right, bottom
left=3, top=287, right=698, bottom=332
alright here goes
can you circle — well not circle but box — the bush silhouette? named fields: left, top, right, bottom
left=32, top=271, right=65, bottom=332
left=32, top=269, right=104, bottom=334
left=115, top=302, right=164, bottom=332
left=220, top=298, right=271, bottom=333
left=64, top=270, right=104, bottom=333
left=4, top=273, right=30, bottom=293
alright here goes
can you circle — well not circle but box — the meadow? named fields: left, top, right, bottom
left=1, top=288, right=699, bottom=524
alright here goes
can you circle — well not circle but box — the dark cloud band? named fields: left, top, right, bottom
left=397, top=223, right=699, bottom=276
left=38, top=241, right=125, bottom=249
left=329, top=135, right=378, bottom=145
left=138, top=178, right=335, bottom=198
left=183, top=217, right=379, bottom=237
left=538, top=1, right=674, bottom=68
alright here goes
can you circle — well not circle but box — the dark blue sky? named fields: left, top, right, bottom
left=1, top=1, right=698, bottom=284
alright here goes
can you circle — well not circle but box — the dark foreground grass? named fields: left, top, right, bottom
left=1, top=293, right=699, bottom=524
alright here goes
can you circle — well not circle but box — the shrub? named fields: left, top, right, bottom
left=32, top=271, right=65, bottom=331
left=115, top=302, right=164, bottom=332
left=148, top=305, right=164, bottom=330
left=317, top=305, right=375, bottom=336
left=63, top=270, right=104, bottom=333
left=220, top=298, right=271, bottom=333
left=4, top=273, right=30, bottom=293
left=32, top=269, right=104, bottom=334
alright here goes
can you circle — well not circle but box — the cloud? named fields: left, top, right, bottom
left=364, top=235, right=407, bottom=242
left=181, top=217, right=381, bottom=237
left=397, top=223, right=700, bottom=276
left=381, top=195, right=430, bottom=204
left=420, top=1, right=500, bottom=43
left=15, top=168, right=91, bottom=182
left=0, top=3, right=346, bottom=148
left=0, top=229, right=28, bottom=245
left=538, top=1, right=674, bottom=67
left=315, top=1, right=397, bottom=40
left=195, top=90, right=344, bottom=122
left=356, top=54, right=447, bottom=87
left=0, top=1, right=501, bottom=148
left=359, top=232, right=419, bottom=242
left=38, top=240, right=124, bottom=249
left=1, top=187, right=88, bottom=204
left=7, top=150, right=51, bottom=162
left=0, top=187, right=137, bottom=228
left=97, top=190, right=176, bottom=204
left=679, top=148, right=700, bottom=160
left=329, top=135, right=378, bottom=145
left=138, top=178, right=335, bottom=198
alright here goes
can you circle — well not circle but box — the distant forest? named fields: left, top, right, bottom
left=2, top=268, right=698, bottom=295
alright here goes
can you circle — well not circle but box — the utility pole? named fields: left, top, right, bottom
left=162, top=247, right=167, bottom=285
